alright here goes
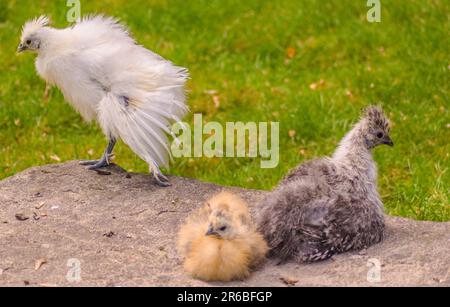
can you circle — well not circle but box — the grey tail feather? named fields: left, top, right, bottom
left=297, top=247, right=335, bottom=263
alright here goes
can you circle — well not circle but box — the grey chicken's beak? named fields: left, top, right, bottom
left=17, top=44, right=26, bottom=53
left=383, top=136, right=394, bottom=147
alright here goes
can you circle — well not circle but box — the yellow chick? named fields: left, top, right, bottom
left=177, top=192, right=268, bottom=282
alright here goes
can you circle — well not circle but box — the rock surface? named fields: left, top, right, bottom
left=0, top=161, right=448, bottom=287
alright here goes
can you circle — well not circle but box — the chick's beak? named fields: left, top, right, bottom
left=383, top=135, right=394, bottom=147
left=17, top=44, right=26, bottom=53
left=205, top=227, right=218, bottom=236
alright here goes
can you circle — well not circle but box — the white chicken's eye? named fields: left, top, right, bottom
left=26, top=40, right=31, bottom=45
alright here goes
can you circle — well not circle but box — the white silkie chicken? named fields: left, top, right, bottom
left=18, top=15, right=189, bottom=186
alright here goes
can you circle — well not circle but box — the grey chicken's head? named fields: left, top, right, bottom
left=361, top=106, right=393, bottom=149
left=18, top=16, right=50, bottom=53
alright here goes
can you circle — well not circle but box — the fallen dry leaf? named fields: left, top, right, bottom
left=271, top=87, right=285, bottom=94
left=288, top=130, right=297, bottom=138
left=14, top=119, right=21, bottom=126
left=103, top=231, right=115, bottom=238
left=286, top=46, right=296, bottom=59
left=309, top=79, right=326, bottom=90
left=38, top=283, right=58, bottom=287
left=204, top=89, right=218, bottom=95
left=280, top=277, right=299, bottom=286
left=43, top=84, right=51, bottom=100
left=95, top=169, right=112, bottom=176
left=345, top=89, right=354, bottom=99
left=212, top=95, right=220, bottom=108
left=15, top=213, right=29, bottom=221
left=35, top=258, right=47, bottom=271
left=32, top=212, right=40, bottom=221
left=87, top=149, right=94, bottom=156
left=35, top=201, right=46, bottom=210
left=50, top=154, right=61, bottom=162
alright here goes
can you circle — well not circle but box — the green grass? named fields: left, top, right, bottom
left=0, top=0, right=448, bottom=221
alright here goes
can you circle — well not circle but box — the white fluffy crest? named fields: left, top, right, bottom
left=21, top=15, right=50, bottom=40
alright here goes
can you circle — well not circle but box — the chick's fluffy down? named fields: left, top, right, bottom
left=184, top=236, right=252, bottom=282
left=177, top=192, right=268, bottom=282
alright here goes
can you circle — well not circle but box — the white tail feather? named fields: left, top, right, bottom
left=98, top=92, right=186, bottom=169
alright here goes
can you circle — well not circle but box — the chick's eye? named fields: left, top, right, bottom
left=219, top=226, right=227, bottom=231
left=377, top=132, right=383, bottom=138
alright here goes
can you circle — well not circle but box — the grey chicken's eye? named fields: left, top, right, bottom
left=26, top=40, right=31, bottom=45
left=376, top=132, right=383, bottom=138
left=219, top=226, right=227, bottom=231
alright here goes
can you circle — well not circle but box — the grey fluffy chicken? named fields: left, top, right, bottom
left=257, top=106, right=393, bottom=263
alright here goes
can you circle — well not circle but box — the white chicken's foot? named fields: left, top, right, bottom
left=80, top=139, right=116, bottom=170
left=151, top=162, right=170, bottom=187
left=80, top=153, right=115, bottom=170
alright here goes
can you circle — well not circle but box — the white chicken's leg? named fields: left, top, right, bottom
left=150, top=162, right=170, bottom=187
left=80, top=138, right=116, bottom=170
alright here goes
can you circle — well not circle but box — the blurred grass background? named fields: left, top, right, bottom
left=0, top=0, right=448, bottom=221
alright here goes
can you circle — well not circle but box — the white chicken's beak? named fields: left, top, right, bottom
left=17, top=44, right=26, bottom=53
